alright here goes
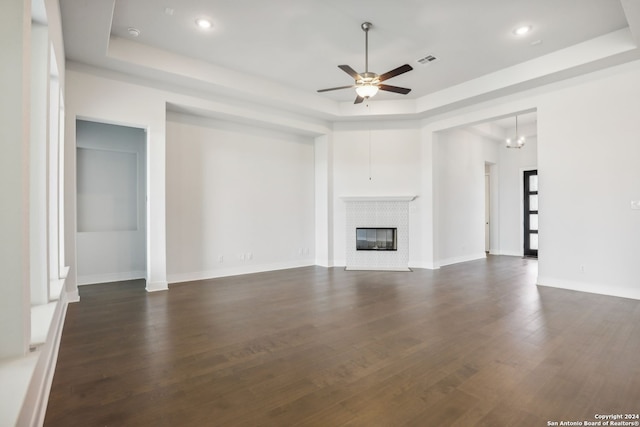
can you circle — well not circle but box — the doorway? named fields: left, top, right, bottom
left=485, top=169, right=490, bottom=253
left=523, top=169, right=538, bottom=258
left=76, top=120, right=147, bottom=284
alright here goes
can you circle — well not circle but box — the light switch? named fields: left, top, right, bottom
left=631, top=200, right=640, bottom=210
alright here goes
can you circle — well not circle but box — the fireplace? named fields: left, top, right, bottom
left=342, top=196, right=416, bottom=271
left=356, top=228, right=397, bottom=251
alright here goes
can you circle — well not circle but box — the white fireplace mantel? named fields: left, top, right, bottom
left=340, top=195, right=417, bottom=202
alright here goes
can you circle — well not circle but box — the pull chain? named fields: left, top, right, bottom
left=368, top=126, right=372, bottom=181
left=367, top=100, right=372, bottom=181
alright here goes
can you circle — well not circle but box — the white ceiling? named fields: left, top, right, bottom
left=492, top=111, right=537, bottom=130
left=59, top=0, right=640, bottom=124
left=467, top=111, right=538, bottom=142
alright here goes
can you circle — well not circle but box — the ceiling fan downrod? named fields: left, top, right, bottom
left=362, top=22, right=372, bottom=74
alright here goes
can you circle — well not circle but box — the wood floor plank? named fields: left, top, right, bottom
left=44, top=257, right=640, bottom=426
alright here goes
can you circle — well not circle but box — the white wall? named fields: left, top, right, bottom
left=331, top=121, right=421, bottom=266
left=65, top=69, right=168, bottom=293
left=414, top=59, right=640, bottom=299
left=482, top=139, right=500, bottom=255
left=75, top=120, right=146, bottom=285
left=0, top=0, right=31, bottom=359
left=1, top=1, right=71, bottom=425
left=165, top=113, right=316, bottom=282
left=314, top=134, right=334, bottom=267
left=434, top=129, right=487, bottom=266
left=536, top=61, right=640, bottom=299
left=498, top=138, right=538, bottom=256
left=64, top=66, right=331, bottom=295
left=64, top=57, right=640, bottom=301
left=423, top=120, right=537, bottom=266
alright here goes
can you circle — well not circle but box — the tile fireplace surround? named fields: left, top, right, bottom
left=342, top=196, right=416, bottom=271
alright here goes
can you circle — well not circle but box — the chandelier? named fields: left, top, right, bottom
left=506, top=115, right=525, bottom=149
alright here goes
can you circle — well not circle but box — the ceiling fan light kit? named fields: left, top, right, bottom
left=318, top=22, right=413, bottom=104
left=355, top=73, right=380, bottom=98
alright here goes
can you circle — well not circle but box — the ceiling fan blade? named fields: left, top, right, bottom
left=338, top=65, right=362, bottom=80
left=378, top=64, right=413, bottom=82
left=317, top=85, right=355, bottom=93
left=378, top=84, right=411, bottom=95
left=354, top=95, right=365, bottom=104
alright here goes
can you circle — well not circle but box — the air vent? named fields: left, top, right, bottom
left=416, top=54, right=439, bottom=65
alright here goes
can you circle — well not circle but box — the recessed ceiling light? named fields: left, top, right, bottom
left=195, top=18, right=212, bottom=29
left=513, top=25, right=532, bottom=36
left=164, top=7, right=174, bottom=16
left=127, top=27, right=141, bottom=37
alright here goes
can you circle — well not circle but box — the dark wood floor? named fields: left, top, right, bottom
left=45, top=256, right=640, bottom=426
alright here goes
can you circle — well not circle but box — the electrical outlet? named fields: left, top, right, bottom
left=247, top=252, right=253, bottom=260
left=218, top=255, right=224, bottom=263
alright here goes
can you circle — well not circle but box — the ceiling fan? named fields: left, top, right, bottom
left=317, top=22, right=413, bottom=104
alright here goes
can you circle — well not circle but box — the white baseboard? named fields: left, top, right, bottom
left=77, top=270, right=146, bottom=286
left=537, top=276, right=640, bottom=300
left=146, top=281, right=169, bottom=292
left=17, top=289, right=69, bottom=426
left=345, top=266, right=412, bottom=272
left=167, top=259, right=316, bottom=284
left=491, top=250, right=522, bottom=257
left=437, top=252, right=487, bottom=268
left=408, top=261, right=439, bottom=270
left=314, top=258, right=330, bottom=267
left=315, top=260, right=340, bottom=268
left=66, top=289, right=80, bottom=303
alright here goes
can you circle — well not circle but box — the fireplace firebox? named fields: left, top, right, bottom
left=356, top=228, right=397, bottom=251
